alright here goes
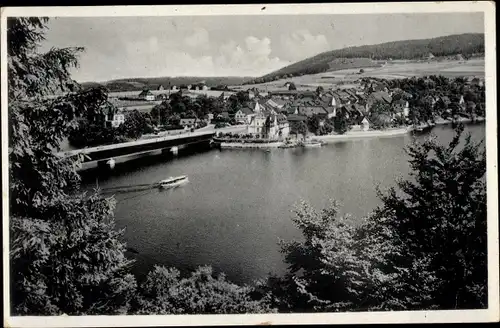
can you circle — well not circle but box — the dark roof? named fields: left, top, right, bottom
left=270, top=90, right=316, bottom=97
left=276, top=114, right=288, bottom=124
left=368, top=91, right=392, bottom=104
left=351, top=104, right=366, bottom=115
left=287, top=114, right=308, bottom=122
left=138, top=89, right=153, bottom=96
left=298, top=106, right=328, bottom=117
left=219, top=112, right=230, bottom=118
left=238, top=107, right=254, bottom=115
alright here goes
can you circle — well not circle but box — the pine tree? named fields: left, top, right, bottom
left=8, top=17, right=137, bottom=315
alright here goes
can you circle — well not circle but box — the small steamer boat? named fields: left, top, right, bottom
left=302, top=139, right=323, bottom=148
left=158, top=175, right=188, bottom=189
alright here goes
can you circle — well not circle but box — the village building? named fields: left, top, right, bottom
left=392, top=99, right=410, bottom=118
left=234, top=106, right=254, bottom=124
left=138, top=89, right=155, bottom=101
left=286, top=114, right=308, bottom=124
left=269, top=90, right=315, bottom=100
left=157, top=85, right=165, bottom=91
left=361, top=117, right=370, bottom=131
left=265, top=98, right=287, bottom=111
left=247, top=112, right=290, bottom=139
left=105, top=109, right=125, bottom=128
left=365, top=91, right=393, bottom=113
left=217, top=112, right=230, bottom=121
left=171, top=85, right=178, bottom=91
left=180, top=118, right=197, bottom=129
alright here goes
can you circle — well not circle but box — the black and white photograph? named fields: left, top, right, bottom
left=1, top=2, right=498, bottom=327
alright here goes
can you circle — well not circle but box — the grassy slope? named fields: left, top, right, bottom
left=254, top=33, right=484, bottom=83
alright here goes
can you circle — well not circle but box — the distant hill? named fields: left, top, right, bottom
left=80, top=76, right=254, bottom=92
left=247, top=33, right=484, bottom=84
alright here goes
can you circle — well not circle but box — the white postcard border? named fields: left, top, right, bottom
left=1, top=2, right=498, bottom=327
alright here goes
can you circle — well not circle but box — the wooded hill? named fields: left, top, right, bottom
left=247, top=33, right=484, bottom=84
left=80, top=76, right=254, bottom=92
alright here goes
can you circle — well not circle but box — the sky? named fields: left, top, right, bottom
left=39, top=13, right=484, bottom=82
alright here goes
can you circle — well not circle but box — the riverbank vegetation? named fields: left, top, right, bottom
left=8, top=18, right=487, bottom=315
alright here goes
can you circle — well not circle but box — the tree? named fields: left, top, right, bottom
left=150, top=101, right=172, bottom=126
left=290, top=121, right=308, bottom=137
left=116, top=110, right=153, bottom=140
left=315, top=86, right=324, bottom=95
left=8, top=18, right=137, bottom=315
left=306, top=115, right=321, bottom=135
left=333, top=115, right=348, bottom=134
left=134, top=266, right=275, bottom=314
left=260, top=125, right=487, bottom=312
left=358, top=124, right=487, bottom=310
left=288, top=82, right=297, bottom=91
left=256, top=200, right=364, bottom=312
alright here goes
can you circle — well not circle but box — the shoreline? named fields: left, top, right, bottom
left=217, top=118, right=485, bottom=148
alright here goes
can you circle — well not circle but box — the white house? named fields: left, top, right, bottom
left=234, top=106, right=254, bottom=124
left=106, top=110, right=125, bottom=128
left=247, top=112, right=267, bottom=137
left=138, top=90, right=155, bottom=101
left=459, top=95, right=465, bottom=107
left=361, top=117, right=370, bottom=131
left=180, top=118, right=197, bottom=129
left=247, top=113, right=289, bottom=139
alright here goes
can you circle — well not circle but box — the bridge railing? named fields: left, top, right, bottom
left=58, top=130, right=216, bottom=157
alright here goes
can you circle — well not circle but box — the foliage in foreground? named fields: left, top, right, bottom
left=134, top=266, right=274, bottom=314
left=259, top=125, right=487, bottom=312
left=8, top=17, right=272, bottom=316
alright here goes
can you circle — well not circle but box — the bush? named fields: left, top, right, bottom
left=134, top=266, right=274, bottom=314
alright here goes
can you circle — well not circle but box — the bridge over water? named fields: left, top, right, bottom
left=58, top=130, right=217, bottom=168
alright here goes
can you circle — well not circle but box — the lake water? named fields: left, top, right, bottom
left=80, top=124, right=486, bottom=285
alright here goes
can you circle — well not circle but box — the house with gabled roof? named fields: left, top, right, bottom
left=180, top=117, right=198, bottom=129
left=138, top=89, right=155, bottom=101
left=365, top=91, right=392, bottom=113
left=234, top=105, right=255, bottom=124
left=392, top=99, right=410, bottom=118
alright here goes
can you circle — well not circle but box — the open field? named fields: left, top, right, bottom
left=232, top=58, right=485, bottom=92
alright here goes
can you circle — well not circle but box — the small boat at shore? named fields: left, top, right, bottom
left=302, top=140, right=323, bottom=148
left=413, top=122, right=434, bottom=133
left=158, top=175, right=188, bottom=189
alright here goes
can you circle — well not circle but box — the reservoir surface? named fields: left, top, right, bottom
left=80, top=124, right=486, bottom=285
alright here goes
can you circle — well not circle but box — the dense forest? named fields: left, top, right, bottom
left=247, top=33, right=484, bottom=84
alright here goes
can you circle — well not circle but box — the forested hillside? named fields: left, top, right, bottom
left=246, top=33, right=484, bottom=84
